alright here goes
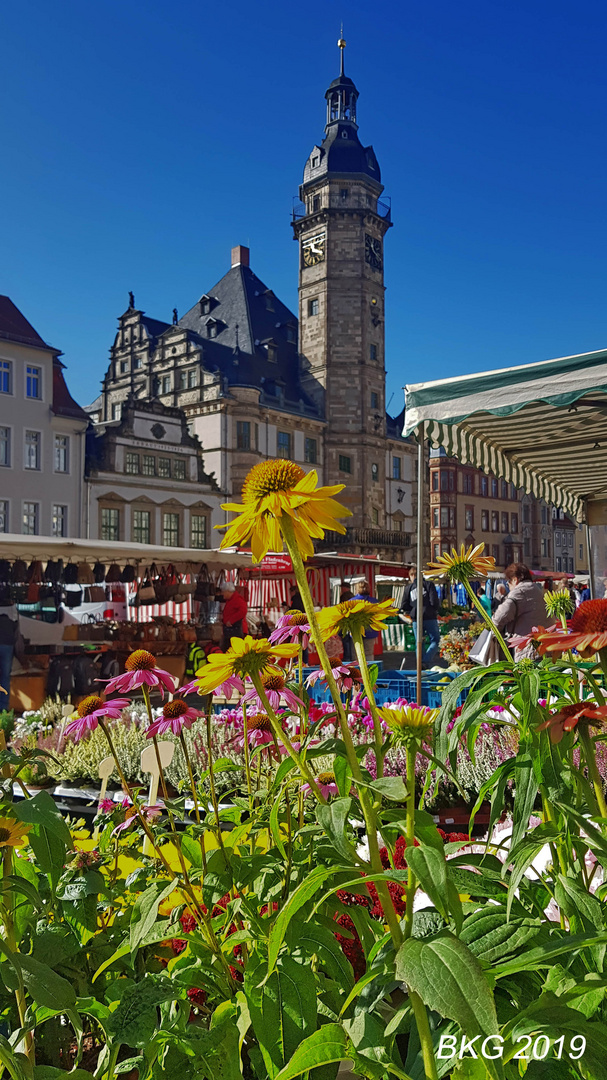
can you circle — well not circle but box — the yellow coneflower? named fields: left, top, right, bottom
left=194, top=635, right=299, bottom=696
left=425, top=542, right=496, bottom=584
left=378, top=704, right=439, bottom=742
left=317, top=598, right=397, bottom=642
left=0, top=817, right=31, bottom=850
left=218, top=459, right=351, bottom=562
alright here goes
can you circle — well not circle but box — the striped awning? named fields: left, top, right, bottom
left=404, top=348, right=607, bottom=522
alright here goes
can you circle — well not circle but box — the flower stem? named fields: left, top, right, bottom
left=352, top=630, right=384, bottom=779
left=205, top=704, right=227, bottom=857
left=250, top=672, right=327, bottom=804
left=403, top=742, right=418, bottom=941
left=462, top=580, right=511, bottom=661
left=410, top=991, right=439, bottom=1080
left=578, top=725, right=607, bottom=821
left=1, top=846, right=34, bottom=1064
left=179, top=730, right=206, bottom=873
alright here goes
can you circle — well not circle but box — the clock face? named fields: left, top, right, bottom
left=365, top=233, right=383, bottom=271
left=302, top=232, right=326, bottom=267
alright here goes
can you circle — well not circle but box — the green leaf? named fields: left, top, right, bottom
left=27, top=826, right=66, bottom=890
left=267, top=865, right=338, bottom=973
left=269, top=790, right=287, bottom=860
left=245, top=955, right=317, bottom=1078
left=414, top=810, right=446, bottom=852
left=19, top=954, right=77, bottom=1011
left=459, top=904, right=543, bottom=963
left=129, top=878, right=177, bottom=953
left=202, top=848, right=233, bottom=911
left=511, top=751, right=539, bottom=851
left=274, top=1025, right=348, bottom=1080
left=289, top=921, right=354, bottom=991
left=503, top=823, right=561, bottom=917
left=494, top=930, right=607, bottom=977
left=395, top=930, right=499, bottom=1039
left=406, top=846, right=462, bottom=930
left=316, top=799, right=361, bottom=865
left=0, top=875, right=42, bottom=909
left=179, top=833, right=204, bottom=870
left=14, top=789, right=72, bottom=846
left=106, top=976, right=181, bottom=1047
left=0, top=1035, right=31, bottom=1080
left=368, top=777, right=409, bottom=801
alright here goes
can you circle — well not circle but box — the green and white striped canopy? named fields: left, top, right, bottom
left=404, top=348, right=607, bottom=523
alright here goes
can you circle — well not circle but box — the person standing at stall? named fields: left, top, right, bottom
left=220, top=583, right=248, bottom=650
left=400, top=566, right=441, bottom=669
left=0, top=590, right=25, bottom=710
left=351, top=580, right=380, bottom=662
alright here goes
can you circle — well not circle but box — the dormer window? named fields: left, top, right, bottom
left=199, top=295, right=215, bottom=316
left=286, top=325, right=296, bottom=344
left=312, top=156, right=319, bottom=167
left=206, top=318, right=220, bottom=339
left=312, top=195, right=320, bottom=212
left=263, top=290, right=275, bottom=312
left=263, top=338, right=278, bottom=363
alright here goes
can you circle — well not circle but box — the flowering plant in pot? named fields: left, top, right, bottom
left=0, top=471, right=605, bottom=1080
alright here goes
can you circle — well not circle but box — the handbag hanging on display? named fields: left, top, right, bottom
left=155, top=565, right=179, bottom=605
left=105, top=563, right=122, bottom=583
left=93, top=562, right=106, bottom=583
left=64, top=563, right=79, bottom=585
left=194, top=564, right=213, bottom=601
left=134, top=567, right=157, bottom=606
left=77, top=562, right=95, bottom=584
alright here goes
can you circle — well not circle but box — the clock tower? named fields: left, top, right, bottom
left=293, top=38, right=392, bottom=529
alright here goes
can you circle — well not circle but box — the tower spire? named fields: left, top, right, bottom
left=338, top=27, right=346, bottom=76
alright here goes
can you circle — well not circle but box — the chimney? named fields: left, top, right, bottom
left=231, top=244, right=249, bottom=268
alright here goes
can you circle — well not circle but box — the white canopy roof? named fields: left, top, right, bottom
left=0, top=534, right=251, bottom=572
left=404, top=346, right=607, bottom=523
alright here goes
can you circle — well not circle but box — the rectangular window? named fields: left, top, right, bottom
left=191, top=515, right=207, bottom=549
left=431, top=471, right=439, bottom=491
left=277, top=431, right=291, bottom=458
left=440, top=506, right=455, bottom=529
left=481, top=510, right=489, bottom=531
left=305, top=437, right=317, bottom=464
left=163, top=512, right=179, bottom=546
left=158, top=458, right=171, bottom=478
left=339, top=454, right=351, bottom=474
left=0, top=502, right=8, bottom=532
left=142, top=455, right=155, bottom=476
left=492, top=544, right=499, bottom=562
left=371, top=391, right=379, bottom=409
left=173, top=458, right=186, bottom=481
left=52, top=504, right=67, bottom=537
left=510, top=483, right=517, bottom=499
left=179, top=370, right=188, bottom=390
left=53, top=434, right=69, bottom=473
left=463, top=473, right=473, bottom=494
left=501, top=512, right=509, bottom=532
left=433, top=543, right=440, bottom=560
left=162, top=375, right=171, bottom=394
left=372, top=508, right=379, bottom=525
left=465, top=506, right=474, bottom=531
left=440, top=470, right=454, bottom=491
left=312, top=195, right=320, bottom=212
left=511, top=513, right=519, bottom=533
left=501, top=480, right=509, bottom=499
left=541, top=538, right=550, bottom=557
left=555, top=531, right=561, bottom=548
left=24, top=431, right=40, bottom=470
left=26, top=366, right=41, bottom=399
left=0, top=426, right=10, bottom=467
left=308, top=298, right=319, bottom=316
left=134, top=355, right=142, bottom=370
left=0, top=361, right=11, bottom=394
left=111, top=402, right=121, bottom=420
left=120, top=361, right=128, bottom=374
left=480, top=475, right=488, bottom=496
left=580, top=544, right=583, bottom=560
left=491, top=478, right=498, bottom=498
left=556, top=556, right=562, bottom=572
left=22, top=502, right=38, bottom=535
left=125, top=453, right=140, bottom=475
left=392, top=456, right=401, bottom=480
left=432, top=507, right=439, bottom=528
left=522, top=504, right=530, bottom=524
left=491, top=511, right=499, bottom=532
left=188, top=369, right=198, bottom=388
left=132, top=510, right=151, bottom=544
left=340, top=188, right=348, bottom=200
left=237, top=421, right=251, bottom=450
left=101, top=507, right=120, bottom=541
left=370, top=344, right=377, bottom=361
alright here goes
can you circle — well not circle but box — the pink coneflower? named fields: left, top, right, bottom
left=64, top=695, right=131, bottom=742
left=180, top=674, right=245, bottom=699
left=232, top=713, right=278, bottom=751
left=105, top=650, right=178, bottom=698
left=146, top=698, right=201, bottom=737
left=112, top=803, right=163, bottom=835
left=306, top=664, right=362, bottom=693
left=243, top=671, right=301, bottom=713
left=270, top=610, right=311, bottom=649
left=97, top=798, right=116, bottom=815
left=301, top=770, right=339, bottom=798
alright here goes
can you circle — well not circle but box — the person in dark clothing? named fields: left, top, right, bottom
left=339, top=585, right=354, bottom=661
left=400, top=566, right=441, bottom=668
left=288, top=588, right=305, bottom=613
left=0, top=597, right=24, bottom=710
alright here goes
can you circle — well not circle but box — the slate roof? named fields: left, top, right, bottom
left=141, top=314, right=171, bottom=344
left=179, top=265, right=319, bottom=412
left=302, top=123, right=381, bottom=188
left=52, top=358, right=89, bottom=422
left=386, top=406, right=408, bottom=441
left=0, top=295, right=55, bottom=350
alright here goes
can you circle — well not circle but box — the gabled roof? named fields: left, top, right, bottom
left=179, top=264, right=317, bottom=411
left=52, top=358, right=89, bottom=422
left=0, top=295, right=55, bottom=350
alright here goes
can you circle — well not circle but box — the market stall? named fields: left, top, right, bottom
left=404, top=344, right=607, bottom=698
left=0, top=534, right=250, bottom=711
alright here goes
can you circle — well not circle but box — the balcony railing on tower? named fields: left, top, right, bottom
left=292, top=196, right=391, bottom=222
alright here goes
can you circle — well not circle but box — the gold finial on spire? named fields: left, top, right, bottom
left=338, top=25, right=346, bottom=75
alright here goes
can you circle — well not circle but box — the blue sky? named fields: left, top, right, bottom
left=3, top=0, right=607, bottom=412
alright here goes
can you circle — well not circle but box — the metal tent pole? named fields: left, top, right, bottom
left=416, top=423, right=425, bottom=705
left=585, top=520, right=596, bottom=599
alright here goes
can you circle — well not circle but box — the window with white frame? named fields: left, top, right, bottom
left=277, top=431, right=291, bottom=458
left=52, top=504, right=67, bottom=537
left=26, top=366, right=41, bottom=399
left=22, top=502, right=39, bottom=535
left=173, top=458, right=186, bottom=481
left=0, top=361, right=11, bottom=394
left=101, top=507, right=120, bottom=541
left=163, top=512, right=179, bottom=546
left=190, top=515, right=207, bottom=549
left=54, top=434, right=69, bottom=473
left=392, top=456, right=401, bottom=480
left=0, top=502, right=8, bottom=532
left=0, top=427, right=10, bottom=467
left=25, top=431, right=40, bottom=470
left=132, top=509, right=151, bottom=544
left=305, top=437, right=317, bottom=464
left=125, top=453, right=140, bottom=475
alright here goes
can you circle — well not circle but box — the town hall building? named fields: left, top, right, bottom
left=88, top=43, right=417, bottom=560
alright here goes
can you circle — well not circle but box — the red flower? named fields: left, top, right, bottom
left=537, top=701, right=607, bottom=744
left=334, top=913, right=366, bottom=980
left=537, top=600, right=607, bottom=658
